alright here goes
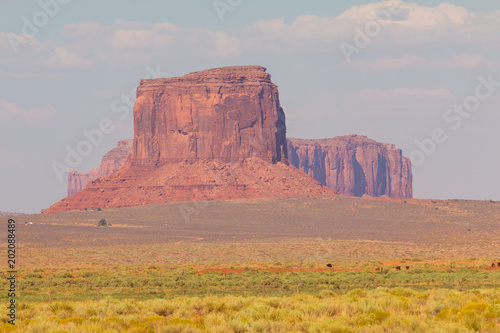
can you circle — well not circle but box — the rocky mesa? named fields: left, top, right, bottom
left=67, top=140, right=133, bottom=196
left=45, top=66, right=332, bottom=213
left=287, top=135, right=412, bottom=198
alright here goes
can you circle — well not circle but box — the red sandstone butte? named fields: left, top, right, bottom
left=44, top=66, right=332, bottom=213
left=67, top=140, right=133, bottom=196
left=287, top=135, right=413, bottom=199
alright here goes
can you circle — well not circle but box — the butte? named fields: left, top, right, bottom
left=44, top=66, right=333, bottom=213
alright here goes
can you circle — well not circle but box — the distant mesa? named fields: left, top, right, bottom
left=44, top=66, right=332, bottom=213
left=0, top=211, right=26, bottom=217
left=287, top=135, right=412, bottom=199
left=68, top=140, right=133, bottom=197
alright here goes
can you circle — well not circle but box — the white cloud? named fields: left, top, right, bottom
left=253, top=18, right=286, bottom=35
left=60, top=20, right=239, bottom=65
left=210, top=31, right=241, bottom=57
left=1, top=1, right=499, bottom=73
left=292, top=15, right=337, bottom=39
left=0, top=100, right=57, bottom=126
left=0, top=32, right=43, bottom=55
left=46, top=47, right=92, bottom=68
left=338, top=1, right=474, bottom=28
left=446, top=54, right=485, bottom=68
left=1, top=19, right=241, bottom=75
left=153, top=22, right=181, bottom=32
left=246, top=1, right=499, bottom=54
left=112, top=29, right=173, bottom=49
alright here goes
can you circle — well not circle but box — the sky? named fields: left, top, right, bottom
left=1, top=0, right=499, bottom=213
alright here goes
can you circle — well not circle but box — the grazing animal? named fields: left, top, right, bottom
left=497, top=262, right=500, bottom=267
left=492, top=263, right=496, bottom=268
left=395, top=266, right=401, bottom=271
left=326, top=264, right=332, bottom=268
left=375, top=267, right=381, bottom=271
left=405, top=266, right=410, bottom=270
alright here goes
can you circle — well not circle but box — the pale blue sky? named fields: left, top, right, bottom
left=1, top=1, right=500, bottom=213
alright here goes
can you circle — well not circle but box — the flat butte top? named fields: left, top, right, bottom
left=288, top=135, right=398, bottom=150
left=139, top=66, right=272, bottom=87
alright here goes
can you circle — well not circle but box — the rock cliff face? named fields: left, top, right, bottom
left=132, top=66, right=287, bottom=166
left=287, top=135, right=412, bottom=198
left=45, top=66, right=331, bottom=213
left=67, top=140, right=132, bottom=196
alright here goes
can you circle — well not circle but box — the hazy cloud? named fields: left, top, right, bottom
left=46, top=47, right=92, bottom=68
left=245, top=1, right=499, bottom=53
left=2, top=2, right=499, bottom=72
left=0, top=100, right=57, bottom=126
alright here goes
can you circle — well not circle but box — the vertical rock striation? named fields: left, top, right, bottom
left=131, top=66, right=287, bottom=166
left=287, top=135, right=412, bottom=198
